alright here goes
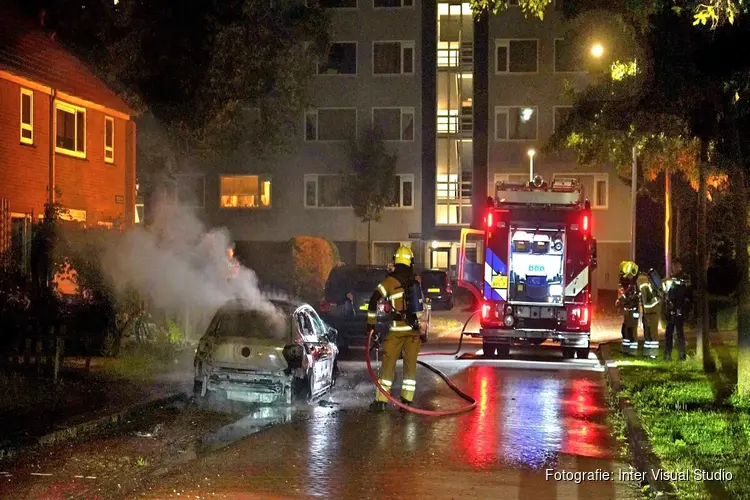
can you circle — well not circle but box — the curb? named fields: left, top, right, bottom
left=599, top=342, right=678, bottom=499
left=0, top=392, right=188, bottom=462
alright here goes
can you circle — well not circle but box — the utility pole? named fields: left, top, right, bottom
left=630, top=146, right=637, bottom=261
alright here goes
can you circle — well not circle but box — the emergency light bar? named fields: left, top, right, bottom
left=494, top=178, right=583, bottom=207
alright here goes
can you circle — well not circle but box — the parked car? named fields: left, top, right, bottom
left=420, top=269, right=454, bottom=310
left=194, top=298, right=338, bottom=406
left=318, top=265, right=392, bottom=352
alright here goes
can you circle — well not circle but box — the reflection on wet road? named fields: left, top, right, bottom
left=135, top=362, right=640, bottom=499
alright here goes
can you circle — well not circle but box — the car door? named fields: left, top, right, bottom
left=300, top=307, right=334, bottom=394
left=308, top=307, right=336, bottom=385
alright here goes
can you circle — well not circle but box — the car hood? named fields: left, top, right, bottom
left=208, top=336, right=289, bottom=372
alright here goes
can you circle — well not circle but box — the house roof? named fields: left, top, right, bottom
left=0, top=4, right=135, bottom=117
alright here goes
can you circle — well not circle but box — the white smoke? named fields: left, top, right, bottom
left=100, top=197, right=286, bottom=337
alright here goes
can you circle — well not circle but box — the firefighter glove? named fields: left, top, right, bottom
left=367, top=327, right=380, bottom=350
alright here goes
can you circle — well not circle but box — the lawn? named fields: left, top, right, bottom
left=612, top=344, right=749, bottom=499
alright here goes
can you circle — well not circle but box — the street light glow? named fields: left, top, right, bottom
left=528, top=149, right=536, bottom=157
left=591, top=44, right=604, bottom=58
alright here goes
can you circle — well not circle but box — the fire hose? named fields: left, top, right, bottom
left=364, top=309, right=479, bottom=416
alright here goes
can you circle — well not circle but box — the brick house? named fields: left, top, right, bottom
left=0, top=6, right=136, bottom=266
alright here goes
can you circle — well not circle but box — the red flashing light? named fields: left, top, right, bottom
left=481, top=302, right=491, bottom=319
left=581, top=305, right=590, bottom=325
left=583, top=215, right=589, bottom=232
left=487, top=212, right=494, bottom=229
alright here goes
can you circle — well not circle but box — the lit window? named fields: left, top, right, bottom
left=373, top=107, right=415, bottom=141
left=20, top=89, right=33, bottom=145
left=104, top=116, right=114, bottom=163
left=373, top=41, right=414, bottom=75
left=220, top=175, right=272, bottom=208
left=437, top=110, right=459, bottom=134
left=55, top=102, right=86, bottom=157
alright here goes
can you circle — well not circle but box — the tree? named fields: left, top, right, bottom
left=28, top=0, right=330, bottom=186
left=344, top=128, right=399, bottom=265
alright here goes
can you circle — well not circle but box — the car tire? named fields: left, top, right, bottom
left=447, top=300, right=454, bottom=311
left=576, top=347, right=591, bottom=359
left=562, top=347, right=575, bottom=359
left=496, top=342, right=510, bottom=357
left=483, top=341, right=496, bottom=358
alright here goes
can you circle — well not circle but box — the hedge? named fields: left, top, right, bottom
left=290, top=236, right=340, bottom=302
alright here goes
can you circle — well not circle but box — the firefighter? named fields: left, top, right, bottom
left=637, top=269, right=662, bottom=358
left=367, top=246, right=424, bottom=412
left=616, top=261, right=640, bottom=355
left=663, top=258, right=691, bottom=362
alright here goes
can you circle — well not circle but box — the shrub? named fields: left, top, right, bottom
left=290, top=236, right=339, bottom=302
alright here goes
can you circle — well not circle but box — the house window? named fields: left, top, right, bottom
left=494, top=106, right=537, bottom=141
left=305, top=108, right=357, bottom=141
left=20, top=89, right=33, bottom=145
left=312, top=0, right=357, bottom=7
left=55, top=102, right=86, bottom=157
left=304, top=174, right=351, bottom=208
left=554, top=38, right=584, bottom=73
left=318, top=42, right=357, bottom=75
left=495, top=39, right=538, bottom=74
left=372, top=107, right=414, bottom=141
left=553, top=173, right=609, bottom=209
left=437, top=110, right=459, bottom=134
left=104, top=116, right=114, bottom=163
left=373, top=41, right=415, bottom=75
left=374, top=0, right=412, bottom=7
left=220, top=175, right=272, bottom=208
left=386, top=174, right=414, bottom=208
left=173, top=174, right=205, bottom=208
left=553, top=106, right=573, bottom=133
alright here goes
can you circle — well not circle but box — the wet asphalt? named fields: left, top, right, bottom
left=128, top=320, right=641, bottom=500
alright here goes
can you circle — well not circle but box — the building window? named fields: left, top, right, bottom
left=373, top=41, right=415, bottom=75
left=20, top=89, right=33, bottom=145
left=554, top=38, right=584, bottom=73
left=553, top=106, right=573, bottom=133
left=437, top=110, right=459, bottom=134
left=172, top=173, right=205, bottom=208
left=495, top=39, right=538, bottom=74
left=494, top=106, right=537, bottom=141
left=386, top=174, right=414, bottom=208
left=311, top=0, right=357, bottom=7
left=305, top=174, right=350, bottom=208
left=104, top=116, right=114, bottom=163
left=552, top=173, right=609, bottom=209
left=55, top=101, right=86, bottom=157
left=305, top=108, right=357, bottom=141
left=318, top=42, right=357, bottom=75
left=372, top=107, right=414, bottom=141
left=220, top=175, right=272, bottom=208
left=374, top=0, right=412, bottom=7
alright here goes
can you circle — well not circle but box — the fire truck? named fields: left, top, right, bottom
left=457, top=175, right=598, bottom=359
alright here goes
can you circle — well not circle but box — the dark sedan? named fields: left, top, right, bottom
left=420, top=269, right=454, bottom=310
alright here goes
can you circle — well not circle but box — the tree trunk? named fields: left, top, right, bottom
left=674, top=201, right=681, bottom=259
left=696, top=140, right=715, bottom=371
left=367, top=220, right=372, bottom=265
left=734, top=166, right=750, bottom=396
left=665, top=168, right=672, bottom=276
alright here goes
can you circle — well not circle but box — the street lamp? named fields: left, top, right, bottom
left=527, top=149, right=536, bottom=183
left=590, top=43, right=604, bottom=58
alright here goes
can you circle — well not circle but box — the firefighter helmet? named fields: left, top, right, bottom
left=619, top=260, right=639, bottom=278
left=393, top=246, right=414, bottom=267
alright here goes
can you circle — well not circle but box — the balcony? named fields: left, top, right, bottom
left=438, top=109, right=473, bottom=136
left=437, top=41, right=472, bottom=69
left=460, top=41, right=473, bottom=67
left=460, top=105, right=473, bottom=134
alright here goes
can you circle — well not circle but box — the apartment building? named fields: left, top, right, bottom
left=188, top=0, right=630, bottom=295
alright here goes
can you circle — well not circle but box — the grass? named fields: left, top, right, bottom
left=612, top=346, right=750, bottom=499
left=100, top=343, right=184, bottom=381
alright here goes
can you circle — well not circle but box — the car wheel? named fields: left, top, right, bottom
left=496, top=342, right=510, bottom=357
left=483, top=340, right=496, bottom=358
left=562, top=347, right=575, bottom=359
left=447, top=300, right=454, bottom=311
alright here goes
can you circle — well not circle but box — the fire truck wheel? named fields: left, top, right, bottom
left=575, top=347, right=590, bottom=359
left=562, top=347, right=575, bottom=359
left=496, top=343, right=510, bottom=357
left=483, top=341, right=496, bottom=358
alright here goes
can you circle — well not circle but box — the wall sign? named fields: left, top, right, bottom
left=115, top=195, right=125, bottom=204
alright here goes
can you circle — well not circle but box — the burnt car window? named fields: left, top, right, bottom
left=325, top=268, right=388, bottom=300
left=215, top=308, right=289, bottom=341
left=296, top=310, right=318, bottom=342
left=421, top=271, right=447, bottom=288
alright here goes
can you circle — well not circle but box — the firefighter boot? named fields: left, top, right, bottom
left=369, top=401, right=387, bottom=412
left=399, top=397, right=412, bottom=414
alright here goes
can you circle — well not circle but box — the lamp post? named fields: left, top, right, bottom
left=527, top=149, right=536, bottom=182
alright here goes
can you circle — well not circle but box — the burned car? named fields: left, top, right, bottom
left=194, top=299, right=339, bottom=405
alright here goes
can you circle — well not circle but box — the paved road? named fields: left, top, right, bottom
left=2, top=314, right=641, bottom=499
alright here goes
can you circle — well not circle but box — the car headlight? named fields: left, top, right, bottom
left=549, top=284, right=563, bottom=296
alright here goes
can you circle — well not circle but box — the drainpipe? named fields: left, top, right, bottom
left=49, top=89, right=56, bottom=206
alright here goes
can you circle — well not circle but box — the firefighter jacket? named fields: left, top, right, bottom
left=663, top=272, right=692, bottom=316
left=637, top=273, right=661, bottom=316
left=367, top=265, right=420, bottom=333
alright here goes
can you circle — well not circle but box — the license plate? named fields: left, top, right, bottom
left=428, top=288, right=441, bottom=293
left=359, top=304, right=369, bottom=311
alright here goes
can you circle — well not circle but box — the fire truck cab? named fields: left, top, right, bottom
left=458, top=176, right=597, bottom=359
